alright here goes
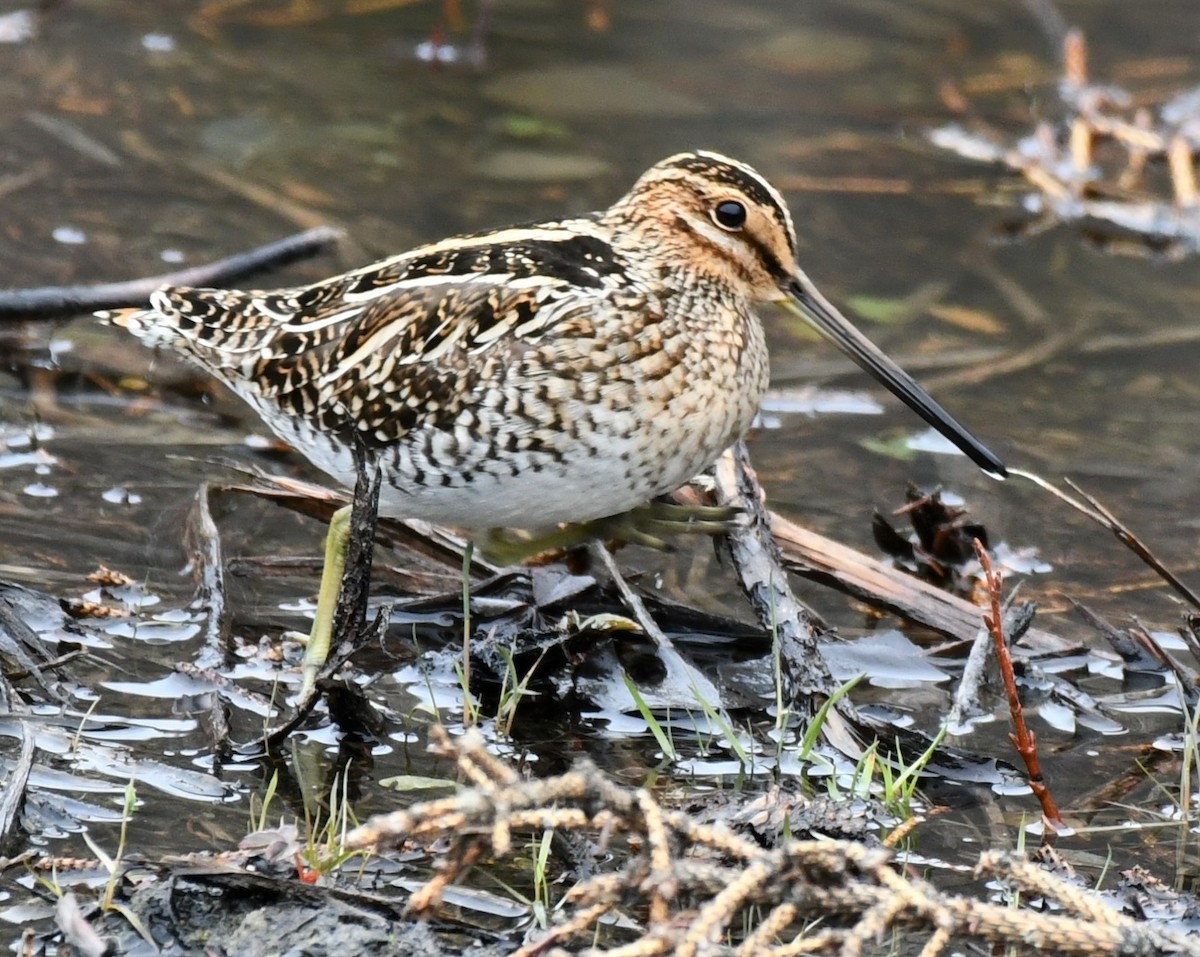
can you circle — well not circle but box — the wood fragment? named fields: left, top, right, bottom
left=0, top=728, right=34, bottom=857
left=120, top=130, right=348, bottom=237
left=1169, top=134, right=1198, bottom=208
left=769, top=508, right=1067, bottom=652
left=1069, top=117, right=1092, bottom=175
left=1063, top=27, right=1087, bottom=87
left=712, top=443, right=838, bottom=704
left=184, top=484, right=230, bottom=671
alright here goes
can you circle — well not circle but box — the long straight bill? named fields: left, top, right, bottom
left=784, top=273, right=1006, bottom=478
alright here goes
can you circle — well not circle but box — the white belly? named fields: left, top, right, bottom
left=275, top=384, right=758, bottom=530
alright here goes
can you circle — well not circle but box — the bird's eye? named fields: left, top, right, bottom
left=712, top=200, right=747, bottom=231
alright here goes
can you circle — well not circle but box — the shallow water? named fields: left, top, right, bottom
left=3, top=0, right=1200, bottom=941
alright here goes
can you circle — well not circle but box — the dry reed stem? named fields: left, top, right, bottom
left=342, top=727, right=1200, bottom=955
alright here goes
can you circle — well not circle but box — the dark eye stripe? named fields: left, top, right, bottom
left=673, top=155, right=793, bottom=246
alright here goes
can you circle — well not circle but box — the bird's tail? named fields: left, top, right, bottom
left=96, top=297, right=175, bottom=349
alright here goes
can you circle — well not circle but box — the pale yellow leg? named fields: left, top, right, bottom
left=300, top=504, right=352, bottom=694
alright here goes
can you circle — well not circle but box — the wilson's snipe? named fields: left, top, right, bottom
left=101, top=150, right=1005, bottom=692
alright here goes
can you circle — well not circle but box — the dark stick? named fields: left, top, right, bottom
left=262, top=444, right=384, bottom=749
left=327, top=445, right=384, bottom=670
left=0, top=588, right=68, bottom=702
left=0, top=225, right=343, bottom=319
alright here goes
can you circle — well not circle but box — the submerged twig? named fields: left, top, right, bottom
left=1013, top=468, right=1200, bottom=612
left=947, top=593, right=1037, bottom=733
left=184, top=483, right=230, bottom=671
left=975, top=540, right=1064, bottom=832
left=0, top=226, right=343, bottom=319
left=921, top=329, right=1079, bottom=391
left=590, top=541, right=726, bottom=712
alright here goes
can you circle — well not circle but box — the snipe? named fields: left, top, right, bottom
left=101, top=150, right=1005, bottom=691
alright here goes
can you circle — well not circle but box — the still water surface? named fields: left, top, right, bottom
left=2, top=0, right=1200, bottom=927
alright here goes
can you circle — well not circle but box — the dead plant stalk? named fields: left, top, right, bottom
left=974, top=539, right=1065, bottom=832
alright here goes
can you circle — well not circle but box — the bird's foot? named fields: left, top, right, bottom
left=479, top=501, right=740, bottom=566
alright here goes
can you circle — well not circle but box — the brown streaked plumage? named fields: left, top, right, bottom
left=101, top=150, right=1005, bottom=690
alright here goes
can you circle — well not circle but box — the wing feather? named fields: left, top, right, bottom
left=108, top=220, right=631, bottom=449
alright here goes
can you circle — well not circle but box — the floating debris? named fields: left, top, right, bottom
left=932, top=29, right=1200, bottom=258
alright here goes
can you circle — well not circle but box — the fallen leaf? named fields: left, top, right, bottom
left=928, top=303, right=1006, bottom=335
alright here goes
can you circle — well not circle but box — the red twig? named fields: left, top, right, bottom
left=974, top=539, right=1065, bottom=835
